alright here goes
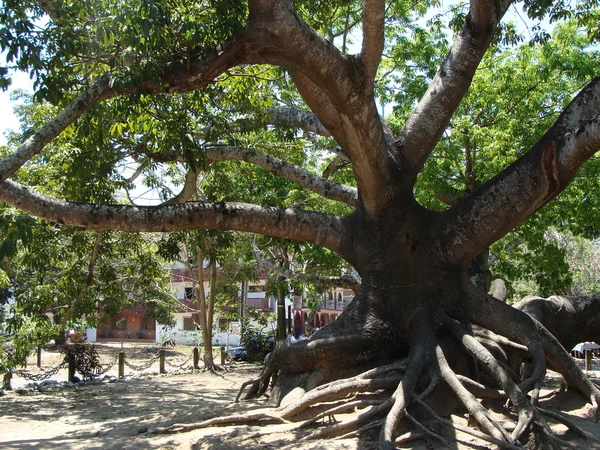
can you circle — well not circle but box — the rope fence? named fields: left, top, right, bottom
left=2, top=345, right=229, bottom=391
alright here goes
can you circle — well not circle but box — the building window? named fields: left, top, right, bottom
left=183, top=317, right=194, bottom=330
left=112, top=317, right=127, bottom=330
left=183, top=314, right=201, bottom=331
left=248, top=285, right=262, bottom=292
left=247, top=298, right=267, bottom=309
left=184, top=287, right=195, bottom=299
left=141, top=317, right=156, bottom=330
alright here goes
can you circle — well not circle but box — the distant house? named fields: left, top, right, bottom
left=94, top=303, right=156, bottom=343
left=88, top=261, right=354, bottom=345
left=157, top=263, right=296, bottom=346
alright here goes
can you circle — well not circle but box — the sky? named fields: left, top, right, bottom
left=0, top=69, right=31, bottom=145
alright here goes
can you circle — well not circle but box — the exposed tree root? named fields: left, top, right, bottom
left=537, top=406, right=594, bottom=440
left=150, top=292, right=600, bottom=449
left=152, top=411, right=286, bottom=434
left=235, top=353, right=277, bottom=402
left=404, top=411, right=452, bottom=448
left=392, top=420, right=441, bottom=446
left=411, top=395, right=526, bottom=450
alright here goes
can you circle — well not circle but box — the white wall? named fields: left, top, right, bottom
left=86, top=328, right=97, bottom=342
left=156, top=315, right=241, bottom=347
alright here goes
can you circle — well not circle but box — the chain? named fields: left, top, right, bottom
left=165, top=354, right=193, bottom=369
left=123, top=352, right=161, bottom=372
left=87, top=353, right=120, bottom=378
left=8, top=348, right=197, bottom=382
left=14, top=362, right=68, bottom=381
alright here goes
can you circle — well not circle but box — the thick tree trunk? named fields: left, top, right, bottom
left=236, top=206, right=600, bottom=448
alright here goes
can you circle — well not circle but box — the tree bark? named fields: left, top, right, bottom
left=514, top=294, right=600, bottom=352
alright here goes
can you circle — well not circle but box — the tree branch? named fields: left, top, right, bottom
left=361, top=0, right=385, bottom=84
left=246, top=2, right=391, bottom=212
left=0, top=75, right=114, bottom=183
left=395, top=0, right=512, bottom=178
left=38, top=0, right=59, bottom=22
left=205, top=146, right=358, bottom=206
left=60, top=231, right=104, bottom=329
left=130, top=145, right=357, bottom=206
left=253, top=245, right=360, bottom=291
left=267, top=107, right=332, bottom=137
left=440, top=77, right=600, bottom=262
left=162, top=170, right=199, bottom=205
left=0, top=179, right=347, bottom=254
left=195, top=106, right=333, bottom=140
left=289, top=72, right=350, bottom=153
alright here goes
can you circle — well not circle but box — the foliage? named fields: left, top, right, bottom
left=406, top=21, right=600, bottom=295
left=240, top=322, right=272, bottom=364
left=60, top=342, right=102, bottom=380
left=556, top=232, right=600, bottom=296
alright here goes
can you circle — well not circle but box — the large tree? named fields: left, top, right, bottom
left=2, top=0, right=600, bottom=447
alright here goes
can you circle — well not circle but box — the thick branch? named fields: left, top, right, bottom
left=132, top=145, right=357, bottom=206
left=162, top=170, right=199, bottom=205
left=0, top=75, right=114, bottom=183
left=289, top=72, right=350, bottom=154
left=196, top=106, right=333, bottom=139
left=267, top=107, right=332, bottom=137
left=248, top=2, right=391, bottom=212
left=395, top=0, right=512, bottom=177
left=206, top=146, right=357, bottom=206
left=361, top=0, right=385, bottom=84
left=0, top=179, right=347, bottom=254
left=441, top=78, right=600, bottom=262
left=0, top=26, right=259, bottom=189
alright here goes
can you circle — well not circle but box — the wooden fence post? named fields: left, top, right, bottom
left=193, top=347, right=199, bottom=369
left=159, top=349, right=166, bottom=374
left=2, top=372, right=11, bottom=390
left=220, top=347, right=225, bottom=365
left=118, top=352, right=125, bottom=378
left=67, top=352, right=76, bottom=383
left=37, top=346, right=42, bottom=368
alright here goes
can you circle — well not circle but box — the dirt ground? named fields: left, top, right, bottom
left=2, top=345, right=600, bottom=449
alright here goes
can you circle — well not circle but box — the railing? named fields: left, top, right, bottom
left=2, top=345, right=228, bottom=391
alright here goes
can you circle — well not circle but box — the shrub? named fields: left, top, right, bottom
left=60, top=343, right=102, bottom=380
left=240, top=325, right=272, bottom=363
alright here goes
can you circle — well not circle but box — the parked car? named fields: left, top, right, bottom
left=225, top=346, right=247, bottom=361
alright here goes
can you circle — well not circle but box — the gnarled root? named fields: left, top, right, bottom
left=151, top=288, right=600, bottom=449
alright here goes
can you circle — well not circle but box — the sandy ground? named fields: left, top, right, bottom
left=2, top=345, right=600, bottom=449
